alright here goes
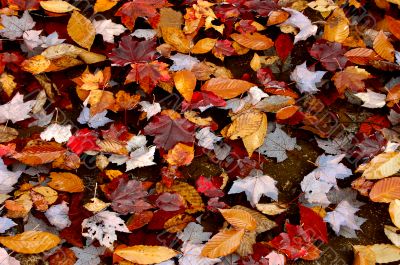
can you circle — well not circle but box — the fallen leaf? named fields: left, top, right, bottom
left=0, top=231, right=60, bottom=254
left=48, top=172, right=84, bottom=193
left=332, top=66, right=372, bottom=95
left=389, top=199, right=400, bottom=229
left=369, top=177, right=400, bottom=203
left=174, top=70, right=196, bottom=102
left=115, top=245, right=178, bottom=264
left=201, top=229, right=245, bottom=258
left=40, top=1, right=78, bottom=13
left=322, top=8, right=349, bottom=43
left=230, top=32, right=274, bottom=50
left=373, top=30, right=394, bottom=62
left=67, top=11, right=95, bottom=50
left=356, top=152, right=400, bottom=180
left=290, top=62, right=326, bottom=94
left=219, top=208, right=257, bottom=231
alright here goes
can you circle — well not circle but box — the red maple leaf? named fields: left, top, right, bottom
left=181, top=91, right=226, bottom=111
left=213, top=40, right=236, bottom=58
left=108, top=178, right=152, bottom=215
left=359, top=114, right=390, bottom=136
left=67, top=128, right=100, bottom=156
left=196, top=175, right=224, bottom=197
left=109, top=36, right=157, bottom=66
left=125, top=61, right=171, bottom=94
left=269, top=223, right=321, bottom=260
left=115, top=0, right=170, bottom=30
left=309, top=40, right=348, bottom=72
left=143, top=114, right=195, bottom=150
left=299, top=204, right=328, bottom=243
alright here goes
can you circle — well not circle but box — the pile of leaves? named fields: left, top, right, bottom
left=1, top=0, right=400, bottom=264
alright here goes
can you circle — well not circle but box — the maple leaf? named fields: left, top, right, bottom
left=258, top=125, right=300, bottom=162
left=40, top=124, right=72, bottom=144
left=67, top=128, right=100, bottom=156
left=0, top=157, right=22, bottom=194
left=316, top=133, right=353, bottom=155
left=126, top=146, right=156, bottom=171
left=109, top=36, right=157, bottom=66
left=82, top=210, right=130, bottom=249
left=143, top=114, right=196, bottom=150
left=0, top=247, right=19, bottom=265
left=269, top=223, right=320, bottom=260
left=108, top=178, right=152, bottom=215
left=139, top=101, right=161, bottom=120
left=170, top=53, right=200, bottom=71
left=228, top=169, right=278, bottom=206
left=182, top=91, right=226, bottom=112
left=196, top=127, right=222, bottom=150
left=0, top=11, right=35, bottom=40
left=290, top=62, right=326, bottom=94
left=116, top=0, right=170, bottom=30
left=299, top=204, right=328, bottom=243
left=354, top=89, right=386, bottom=108
left=92, top=19, right=126, bottom=43
left=179, top=242, right=221, bottom=265
left=177, top=222, right=212, bottom=244
left=0, top=217, right=16, bottom=233
left=324, top=200, right=366, bottom=238
left=300, top=154, right=352, bottom=205
left=0, top=92, right=35, bottom=124
left=281, top=8, right=318, bottom=44
left=77, top=106, right=113, bottom=129
left=332, top=66, right=372, bottom=95
left=125, top=61, right=171, bottom=94
left=71, top=245, right=105, bottom=265
left=309, top=41, right=348, bottom=71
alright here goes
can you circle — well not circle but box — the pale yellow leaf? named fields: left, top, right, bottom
left=389, top=199, right=400, bottom=229
left=40, top=1, right=79, bottom=13
left=384, top=225, right=400, bottom=247
left=356, top=152, right=400, bottom=180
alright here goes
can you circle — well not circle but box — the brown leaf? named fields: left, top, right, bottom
left=115, top=91, right=140, bottom=111
left=88, top=90, right=115, bottom=115
left=0, top=125, right=18, bottom=143
left=345, top=48, right=381, bottom=65
left=373, top=30, right=395, bottom=62
left=0, top=231, right=60, bottom=254
left=267, top=10, right=289, bottom=26
left=230, top=32, right=274, bottom=50
left=97, top=139, right=128, bottom=155
left=12, top=141, right=66, bottom=166
left=201, top=78, right=255, bottom=99
left=115, top=245, right=178, bottom=264
left=242, top=112, right=267, bottom=156
left=219, top=208, right=257, bottom=231
left=48, top=172, right=85, bottom=193
left=236, top=231, right=256, bottom=257
left=67, top=11, right=96, bottom=50
left=369, top=177, right=400, bottom=203
left=173, top=70, right=196, bottom=101
left=161, top=27, right=191, bottom=53
left=322, top=8, right=349, bottom=43
left=201, top=229, right=245, bottom=258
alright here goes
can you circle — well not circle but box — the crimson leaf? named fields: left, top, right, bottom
left=109, top=36, right=157, bottom=66
left=299, top=204, right=328, bottom=243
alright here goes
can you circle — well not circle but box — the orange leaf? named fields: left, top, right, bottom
left=115, top=90, right=140, bottom=111
left=165, top=143, right=194, bottom=166
left=12, top=141, right=66, bottom=166
left=201, top=229, right=245, bottom=258
left=0, top=231, right=60, bottom=254
left=219, top=209, right=257, bottom=231
left=161, top=27, right=191, bottom=53
left=67, top=11, right=96, bottom=49
left=267, top=10, right=289, bottom=26
left=94, top=0, right=119, bottom=13
left=88, top=90, right=116, bottom=115
left=276, top=105, right=299, bottom=120
left=230, top=32, right=274, bottom=50
left=201, top=78, right=255, bottom=99
left=21, top=55, right=51, bottom=74
left=173, top=70, right=196, bottom=102
left=191, top=38, right=217, bottom=54
left=322, top=8, right=349, bottom=43
left=332, top=66, right=372, bottom=95
left=369, top=177, right=400, bottom=203
left=373, top=30, right=395, bottom=62
left=344, top=48, right=381, bottom=65
left=386, top=16, right=400, bottom=40
left=48, top=172, right=85, bottom=193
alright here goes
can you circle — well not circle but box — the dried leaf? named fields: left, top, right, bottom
left=373, top=30, right=395, bottom=62
left=165, top=143, right=194, bottom=166
left=242, top=112, right=267, bottom=156
left=191, top=38, right=217, bottom=54
left=67, top=11, right=96, bottom=49
left=230, top=32, right=274, bottom=50
left=225, top=111, right=264, bottom=140
left=0, top=126, right=18, bottom=143
left=40, top=1, right=78, bottom=13
left=322, top=8, right=349, bottom=43
left=12, top=141, right=65, bottom=166
left=256, top=203, right=288, bottom=215
left=219, top=209, right=257, bottom=231
left=0, top=231, right=60, bottom=254
left=345, top=48, right=381, bottom=65
left=48, top=172, right=84, bottom=193
left=389, top=199, right=400, bottom=229
left=369, top=177, right=400, bottom=203
left=115, top=245, right=178, bottom=264
left=356, top=152, right=400, bottom=180
left=174, top=70, right=196, bottom=102
left=161, top=27, right=191, bottom=53
left=201, top=229, right=245, bottom=258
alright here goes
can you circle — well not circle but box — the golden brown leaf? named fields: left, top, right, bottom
left=236, top=231, right=256, bottom=257
left=267, top=10, right=289, bottom=26
left=94, top=0, right=119, bottom=13
left=115, top=245, right=178, bottom=264
left=255, top=95, right=296, bottom=113
left=84, top=197, right=110, bottom=213
left=5, top=194, right=32, bottom=218
left=88, top=90, right=115, bottom=115
left=232, top=205, right=276, bottom=234
left=0, top=125, right=18, bottom=143
left=242, top=112, right=267, bottom=156
left=276, top=105, right=299, bottom=120
left=12, top=141, right=65, bottom=166
left=21, top=55, right=51, bottom=74
left=191, top=38, right=217, bottom=54
left=356, top=152, right=400, bottom=180
left=52, top=151, right=81, bottom=170
left=164, top=214, right=195, bottom=233
left=48, top=172, right=84, bottom=193
left=219, top=208, right=257, bottom=231
left=201, top=229, right=245, bottom=258
left=115, top=91, right=140, bottom=111
left=40, top=1, right=78, bottom=13
left=67, top=11, right=96, bottom=49
left=184, top=111, right=213, bottom=126
left=353, top=245, right=376, bottom=265
left=0, top=72, right=16, bottom=96
left=322, top=8, right=349, bottom=43
left=32, top=186, right=58, bottom=205
left=230, top=32, right=274, bottom=50
left=161, top=27, right=191, bottom=53
left=201, top=78, right=255, bottom=99
left=97, top=139, right=128, bottom=155
left=332, top=66, right=372, bottom=95
left=173, top=70, right=196, bottom=101
left=369, top=177, right=400, bottom=203
left=159, top=8, right=183, bottom=29
left=344, top=48, right=381, bottom=65
left=0, top=231, right=60, bottom=254
left=165, top=143, right=194, bottom=166
left=373, top=30, right=395, bottom=62
left=225, top=111, right=264, bottom=140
